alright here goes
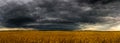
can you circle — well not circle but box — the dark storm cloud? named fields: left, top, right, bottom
left=77, top=0, right=118, bottom=4
left=0, top=0, right=119, bottom=30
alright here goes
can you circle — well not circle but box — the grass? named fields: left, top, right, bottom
left=0, top=30, right=119, bottom=43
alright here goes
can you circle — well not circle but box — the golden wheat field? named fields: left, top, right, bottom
left=0, top=30, right=120, bottom=43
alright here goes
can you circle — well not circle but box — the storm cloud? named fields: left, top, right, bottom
left=0, top=0, right=120, bottom=31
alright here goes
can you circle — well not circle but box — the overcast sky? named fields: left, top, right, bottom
left=0, top=0, right=120, bottom=31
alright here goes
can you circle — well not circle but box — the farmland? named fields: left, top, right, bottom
left=0, top=30, right=119, bottom=43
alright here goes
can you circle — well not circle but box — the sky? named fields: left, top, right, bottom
left=0, top=0, right=120, bottom=31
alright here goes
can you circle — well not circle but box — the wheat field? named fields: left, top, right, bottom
left=0, top=30, right=119, bottom=43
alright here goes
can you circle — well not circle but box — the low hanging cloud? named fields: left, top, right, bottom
left=0, top=0, right=120, bottom=31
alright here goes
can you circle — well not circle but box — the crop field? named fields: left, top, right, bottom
left=0, top=30, right=120, bottom=43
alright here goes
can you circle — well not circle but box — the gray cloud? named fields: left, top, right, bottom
left=0, top=0, right=120, bottom=31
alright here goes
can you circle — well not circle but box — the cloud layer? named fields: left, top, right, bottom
left=0, top=0, right=120, bottom=31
